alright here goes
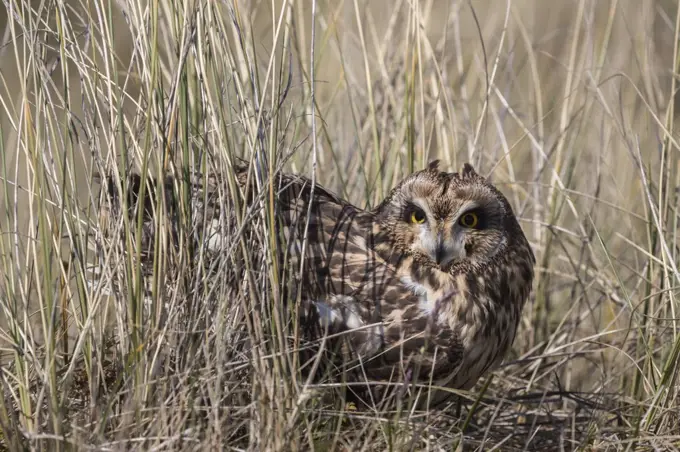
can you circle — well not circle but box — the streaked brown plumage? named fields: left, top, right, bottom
left=96, top=159, right=535, bottom=407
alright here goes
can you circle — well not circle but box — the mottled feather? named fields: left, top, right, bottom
left=96, top=159, right=535, bottom=406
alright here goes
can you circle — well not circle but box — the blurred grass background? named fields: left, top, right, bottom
left=1, top=0, right=680, bottom=450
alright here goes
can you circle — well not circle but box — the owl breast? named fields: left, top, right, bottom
left=396, top=264, right=524, bottom=391
left=445, top=298, right=519, bottom=389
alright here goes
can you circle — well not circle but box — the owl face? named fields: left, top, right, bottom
left=375, top=161, right=512, bottom=270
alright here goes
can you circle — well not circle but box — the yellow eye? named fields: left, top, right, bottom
left=459, top=212, right=479, bottom=228
left=410, top=210, right=426, bottom=224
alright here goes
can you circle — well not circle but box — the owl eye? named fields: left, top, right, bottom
left=410, top=209, right=427, bottom=224
left=459, top=212, right=479, bottom=228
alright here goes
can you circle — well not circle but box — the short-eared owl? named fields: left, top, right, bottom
left=99, top=159, right=535, bottom=406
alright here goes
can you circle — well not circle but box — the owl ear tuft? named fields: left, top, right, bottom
left=427, top=159, right=441, bottom=171
left=461, top=163, right=478, bottom=177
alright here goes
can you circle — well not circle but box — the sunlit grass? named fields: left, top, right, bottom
left=1, top=0, right=680, bottom=450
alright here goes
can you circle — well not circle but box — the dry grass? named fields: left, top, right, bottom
left=1, top=0, right=680, bottom=450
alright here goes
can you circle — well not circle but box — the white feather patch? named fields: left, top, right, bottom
left=400, top=275, right=437, bottom=314
left=344, top=310, right=364, bottom=330
left=314, top=300, right=364, bottom=330
left=315, top=301, right=342, bottom=329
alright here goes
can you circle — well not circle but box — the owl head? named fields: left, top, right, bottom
left=374, top=160, right=525, bottom=270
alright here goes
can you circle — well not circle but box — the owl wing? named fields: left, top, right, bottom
left=272, top=175, right=465, bottom=381
left=273, top=172, right=404, bottom=301
left=306, top=290, right=466, bottom=390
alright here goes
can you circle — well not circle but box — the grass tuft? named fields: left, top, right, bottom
left=2, top=0, right=680, bottom=450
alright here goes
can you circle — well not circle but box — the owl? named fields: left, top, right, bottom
left=96, top=159, right=535, bottom=407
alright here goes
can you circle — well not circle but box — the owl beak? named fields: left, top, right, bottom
left=434, top=237, right=447, bottom=265
left=434, top=232, right=465, bottom=267
left=433, top=231, right=466, bottom=268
